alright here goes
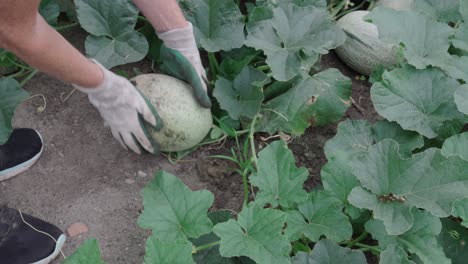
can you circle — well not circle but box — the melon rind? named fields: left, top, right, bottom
left=335, top=11, right=399, bottom=76
left=132, top=74, right=212, bottom=152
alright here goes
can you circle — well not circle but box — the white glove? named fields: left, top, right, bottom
left=157, top=22, right=207, bottom=91
left=73, top=60, right=160, bottom=154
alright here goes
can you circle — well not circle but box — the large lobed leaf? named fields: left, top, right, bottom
left=285, top=191, right=352, bottom=243
left=178, top=0, right=245, bottom=52
left=138, top=171, right=214, bottom=242
left=379, top=245, right=415, bottom=264
left=75, top=0, right=148, bottom=68
left=438, top=218, right=468, bottom=264
left=366, top=210, right=450, bottom=264
left=441, top=132, right=468, bottom=161
left=455, top=84, right=468, bottom=115
left=192, top=211, right=255, bottom=264
left=321, top=120, right=423, bottom=219
left=245, top=3, right=345, bottom=81
left=250, top=140, right=308, bottom=208
left=63, top=238, right=105, bottom=264
left=257, top=69, right=351, bottom=135
left=413, top=0, right=462, bottom=23
left=291, top=239, right=366, bottom=264
left=371, top=67, right=464, bottom=139
left=144, top=235, right=195, bottom=264
left=0, top=78, right=29, bottom=145
left=348, top=139, right=468, bottom=235
left=213, top=205, right=291, bottom=264
left=213, top=66, right=269, bottom=120
left=366, top=7, right=453, bottom=70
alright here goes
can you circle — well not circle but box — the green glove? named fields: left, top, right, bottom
left=160, top=45, right=212, bottom=108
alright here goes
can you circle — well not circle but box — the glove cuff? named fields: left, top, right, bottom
left=157, top=22, right=197, bottom=50
left=72, top=59, right=114, bottom=96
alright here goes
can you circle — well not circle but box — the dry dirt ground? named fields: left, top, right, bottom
left=1, top=28, right=379, bottom=263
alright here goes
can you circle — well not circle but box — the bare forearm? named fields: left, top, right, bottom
left=133, top=0, right=188, bottom=32
left=2, top=16, right=102, bottom=88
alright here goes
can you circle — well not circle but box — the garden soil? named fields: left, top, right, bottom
left=0, top=28, right=380, bottom=263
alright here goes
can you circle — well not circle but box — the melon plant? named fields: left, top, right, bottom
left=132, top=74, right=213, bottom=152
left=335, top=11, right=398, bottom=76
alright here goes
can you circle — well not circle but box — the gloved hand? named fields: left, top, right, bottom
left=157, top=22, right=211, bottom=108
left=73, top=60, right=162, bottom=154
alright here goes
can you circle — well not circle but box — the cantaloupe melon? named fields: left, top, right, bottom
left=132, top=74, right=212, bottom=152
left=335, top=11, right=399, bottom=76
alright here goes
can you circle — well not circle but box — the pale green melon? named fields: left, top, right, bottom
left=335, top=11, right=399, bottom=76
left=376, top=0, right=414, bottom=11
left=132, top=74, right=212, bottom=152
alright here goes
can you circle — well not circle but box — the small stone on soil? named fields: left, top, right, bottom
left=137, top=171, right=147, bottom=178
left=125, top=178, right=136, bottom=184
left=67, top=222, right=88, bottom=237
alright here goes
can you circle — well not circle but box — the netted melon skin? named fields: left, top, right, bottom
left=335, top=11, right=399, bottom=76
left=132, top=74, right=212, bottom=152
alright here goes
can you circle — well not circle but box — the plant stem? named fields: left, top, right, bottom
left=208, top=52, right=219, bottom=80
left=346, top=231, right=368, bottom=248
left=193, top=240, right=220, bottom=253
left=256, top=65, right=270, bottom=71
left=248, top=115, right=259, bottom=167
left=55, top=22, right=79, bottom=32
left=354, top=243, right=382, bottom=254
left=20, top=69, right=38, bottom=87
left=138, top=16, right=150, bottom=23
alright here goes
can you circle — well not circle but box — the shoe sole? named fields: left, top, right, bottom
left=0, top=130, right=44, bottom=182
left=31, top=234, right=66, bottom=264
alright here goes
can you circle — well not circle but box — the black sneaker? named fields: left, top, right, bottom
left=0, top=207, right=66, bottom=264
left=0, top=129, right=43, bottom=181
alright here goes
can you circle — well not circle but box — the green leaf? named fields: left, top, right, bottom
left=366, top=8, right=453, bottom=69
left=144, top=235, right=195, bottom=264
left=441, top=132, right=468, bottom=161
left=452, top=198, right=468, bottom=228
left=39, top=0, right=61, bottom=26
left=245, top=4, right=345, bottom=81
left=285, top=191, right=352, bottom=242
left=303, top=69, right=352, bottom=126
left=324, top=120, right=374, bottom=161
left=0, top=78, right=29, bottom=145
left=455, top=84, right=468, bottom=115
left=63, top=238, right=105, bottom=264
left=371, top=67, right=463, bottom=138
left=250, top=140, right=308, bottom=208
left=321, top=120, right=373, bottom=217
left=85, top=32, right=149, bottom=69
left=349, top=139, right=468, bottom=235
left=291, top=239, right=366, bottom=264
left=371, top=120, right=424, bottom=158
left=178, top=0, right=245, bottom=52
left=213, top=205, right=291, bottom=264
left=138, top=171, right=214, bottom=242
left=257, top=0, right=327, bottom=8
left=380, top=245, right=415, bottom=264
left=75, top=0, right=148, bottom=68
left=366, top=210, right=450, bottom=264
left=461, top=0, right=468, bottom=19
left=436, top=55, right=468, bottom=83
left=321, top=160, right=360, bottom=214
left=192, top=210, right=255, bottom=264
left=413, top=0, right=462, bottom=23
left=438, top=218, right=468, bottom=264
left=218, top=47, right=260, bottom=80
left=213, top=66, right=269, bottom=120
left=452, top=25, right=468, bottom=53
left=257, top=69, right=351, bottom=135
